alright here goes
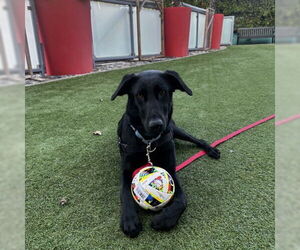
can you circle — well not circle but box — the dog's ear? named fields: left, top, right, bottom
left=111, top=73, right=137, bottom=100
left=163, top=70, right=193, bottom=96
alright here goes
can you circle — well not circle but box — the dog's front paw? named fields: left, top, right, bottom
left=151, top=209, right=179, bottom=231
left=207, top=147, right=221, bottom=159
left=121, top=213, right=142, bottom=238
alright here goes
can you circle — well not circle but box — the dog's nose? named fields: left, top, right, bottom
left=149, top=118, right=163, bottom=131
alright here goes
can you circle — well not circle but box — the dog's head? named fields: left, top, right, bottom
left=111, top=70, right=192, bottom=137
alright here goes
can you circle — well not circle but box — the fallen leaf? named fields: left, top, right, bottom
left=59, top=197, right=68, bottom=206
left=93, top=131, right=102, bottom=136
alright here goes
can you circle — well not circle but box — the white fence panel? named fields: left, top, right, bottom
left=188, top=11, right=206, bottom=50
left=91, top=1, right=161, bottom=59
left=91, top=1, right=133, bottom=58
left=197, top=13, right=206, bottom=48
left=221, top=16, right=235, bottom=45
left=133, top=7, right=161, bottom=56
left=188, top=12, right=197, bottom=49
left=25, top=0, right=41, bottom=70
left=0, top=0, right=18, bottom=71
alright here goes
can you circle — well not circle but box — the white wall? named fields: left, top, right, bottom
left=197, top=13, right=206, bottom=48
left=188, top=11, right=207, bottom=50
left=221, top=16, right=235, bottom=45
left=90, top=1, right=162, bottom=59
left=25, top=0, right=41, bottom=70
left=91, top=1, right=133, bottom=58
left=0, top=0, right=18, bottom=72
left=133, top=7, right=161, bottom=56
left=188, top=12, right=197, bottom=49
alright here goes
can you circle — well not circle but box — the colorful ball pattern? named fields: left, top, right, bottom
left=131, top=166, right=175, bottom=211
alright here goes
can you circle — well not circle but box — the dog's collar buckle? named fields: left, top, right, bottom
left=130, top=125, right=160, bottom=164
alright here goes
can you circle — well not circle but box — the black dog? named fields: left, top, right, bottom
left=111, top=70, right=220, bottom=237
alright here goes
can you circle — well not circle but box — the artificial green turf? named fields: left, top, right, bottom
left=26, top=45, right=274, bottom=249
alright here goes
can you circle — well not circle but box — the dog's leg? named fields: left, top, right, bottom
left=151, top=172, right=187, bottom=231
left=150, top=146, right=187, bottom=231
left=120, top=166, right=142, bottom=238
left=173, top=125, right=220, bottom=159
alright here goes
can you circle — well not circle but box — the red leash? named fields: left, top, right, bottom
left=275, top=113, right=300, bottom=126
left=176, top=114, right=275, bottom=172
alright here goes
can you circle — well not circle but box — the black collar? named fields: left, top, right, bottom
left=129, top=124, right=162, bottom=145
left=118, top=126, right=173, bottom=153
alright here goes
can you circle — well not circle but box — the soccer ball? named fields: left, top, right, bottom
left=131, top=166, right=175, bottom=211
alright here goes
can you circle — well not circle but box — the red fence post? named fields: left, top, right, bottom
left=35, top=0, right=93, bottom=76
left=211, top=14, right=224, bottom=50
left=164, top=7, right=191, bottom=57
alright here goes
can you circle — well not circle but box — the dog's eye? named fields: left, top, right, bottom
left=159, top=90, right=166, bottom=97
left=136, top=93, right=144, bottom=100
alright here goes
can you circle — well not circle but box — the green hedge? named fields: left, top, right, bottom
left=165, top=0, right=275, bottom=29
